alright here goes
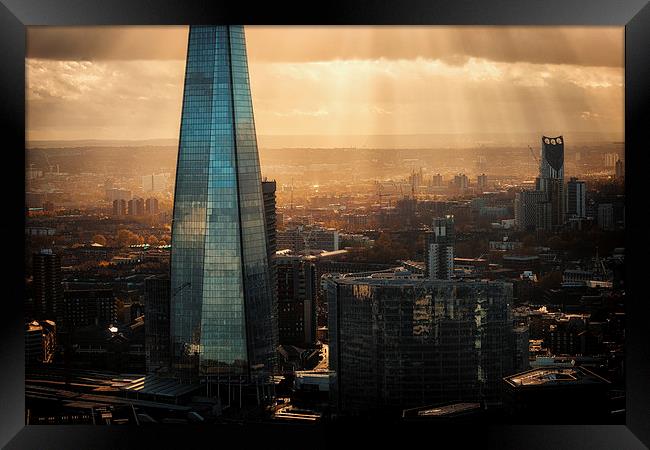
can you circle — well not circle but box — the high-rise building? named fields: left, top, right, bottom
left=424, top=216, right=454, bottom=280
left=453, top=173, right=469, bottom=190
left=262, top=179, right=279, bottom=354
left=604, top=153, right=618, bottom=167
left=112, top=199, right=127, bottom=216
left=32, top=249, right=62, bottom=321
left=144, top=197, right=159, bottom=215
left=429, top=173, right=443, bottom=188
left=598, top=203, right=614, bottom=231
left=327, top=273, right=513, bottom=415
left=515, top=189, right=550, bottom=232
left=144, top=275, right=171, bottom=374
left=127, top=197, right=145, bottom=216
left=566, top=178, right=586, bottom=219
left=170, top=26, right=275, bottom=382
left=477, top=173, right=488, bottom=190
left=537, top=135, right=565, bottom=229
left=615, top=159, right=624, bottom=179
left=276, top=254, right=317, bottom=346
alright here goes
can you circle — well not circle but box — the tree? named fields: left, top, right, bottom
left=146, top=235, right=160, bottom=246
left=116, top=229, right=143, bottom=247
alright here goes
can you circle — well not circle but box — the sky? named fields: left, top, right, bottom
left=26, top=26, right=624, bottom=146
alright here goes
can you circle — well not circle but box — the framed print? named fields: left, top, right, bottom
left=1, top=0, right=649, bottom=448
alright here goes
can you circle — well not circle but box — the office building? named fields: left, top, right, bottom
left=170, top=26, right=275, bottom=382
left=276, top=254, right=317, bottom=346
left=514, top=190, right=548, bottom=231
left=566, top=178, right=586, bottom=219
left=32, top=249, right=62, bottom=321
left=59, top=289, right=117, bottom=332
left=425, top=216, right=454, bottom=280
left=277, top=225, right=340, bottom=252
left=327, top=273, right=513, bottom=415
left=144, top=275, right=171, bottom=374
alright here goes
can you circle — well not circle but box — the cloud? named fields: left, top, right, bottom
left=27, top=26, right=623, bottom=68
left=25, top=27, right=624, bottom=142
left=26, top=58, right=185, bottom=141
left=272, top=108, right=329, bottom=117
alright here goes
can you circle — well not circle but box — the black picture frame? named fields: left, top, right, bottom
left=2, top=0, right=648, bottom=448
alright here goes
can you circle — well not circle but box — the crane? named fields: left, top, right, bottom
left=527, top=145, right=540, bottom=165
left=376, top=182, right=391, bottom=207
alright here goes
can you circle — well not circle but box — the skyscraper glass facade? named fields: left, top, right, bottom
left=170, top=25, right=275, bottom=381
left=327, top=276, right=513, bottom=415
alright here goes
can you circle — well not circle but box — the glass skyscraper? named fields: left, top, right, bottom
left=170, top=25, right=275, bottom=382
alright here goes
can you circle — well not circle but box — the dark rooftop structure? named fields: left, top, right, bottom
left=402, top=402, right=483, bottom=421
left=503, top=367, right=612, bottom=423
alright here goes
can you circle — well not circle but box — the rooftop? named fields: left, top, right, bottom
left=504, top=367, right=610, bottom=388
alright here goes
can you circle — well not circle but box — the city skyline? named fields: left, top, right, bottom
left=26, top=26, right=623, bottom=146
left=23, top=24, right=626, bottom=426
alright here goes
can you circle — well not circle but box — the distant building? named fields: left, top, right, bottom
left=489, top=238, right=523, bottom=252
left=144, top=275, right=170, bottom=374
left=142, top=173, right=168, bottom=193
left=277, top=225, right=339, bottom=252
left=25, top=320, right=56, bottom=365
left=477, top=173, right=488, bottom=190
left=32, top=249, right=62, bottom=321
left=615, top=159, right=624, bottom=179
left=453, top=173, right=469, bottom=190
left=604, top=153, right=618, bottom=167
left=144, top=197, right=159, bottom=215
left=502, top=255, right=540, bottom=272
left=429, top=173, right=443, bottom=188
left=105, top=188, right=132, bottom=202
left=597, top=203, right=614, bottom=231
left=276, top=254, right=317, bottom=347
left=59, top=289, right=117, bottom=332
left=128, top=197, right=145, bottom=216
left=511, top=325, right=530, bottom=373
left=112, top=199, right=127, bottom=216
left=425, top=216, right=454, bottom=280
left=537, top=136, right=565, bottom=229
left=514, top=190, right=547, bottom=231
left=262, top=179, right=279, bottom=353
left=566, top=178, right=586, bottom=219
left=327, top=274, right=513, bottom=415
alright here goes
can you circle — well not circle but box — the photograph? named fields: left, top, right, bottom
left=22, top=24, right=629, bottom=428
